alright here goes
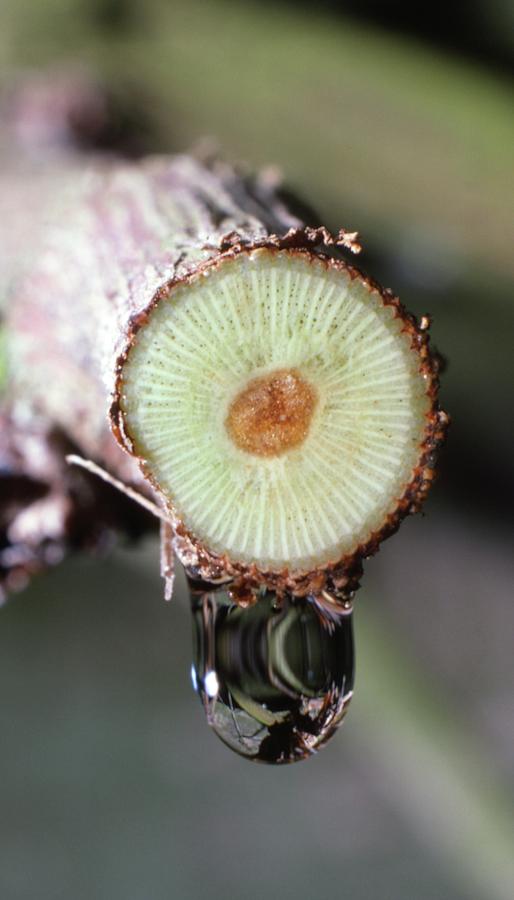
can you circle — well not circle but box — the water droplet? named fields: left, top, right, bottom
left=189, top=586, right=354, bottom=765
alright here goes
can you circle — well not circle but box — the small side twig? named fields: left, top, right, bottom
left=66, top=454, right=169, bottom=522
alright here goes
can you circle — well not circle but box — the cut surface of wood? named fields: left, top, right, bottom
left=119, top=248, right=435, bottom=577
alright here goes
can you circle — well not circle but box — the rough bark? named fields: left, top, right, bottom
left=0, top=72, right=164, bottom=598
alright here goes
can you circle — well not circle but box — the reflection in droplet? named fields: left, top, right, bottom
left=190, top=586, right=354, bottom=764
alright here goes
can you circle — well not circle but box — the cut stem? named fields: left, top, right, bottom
left=4, top=137, right=446, bottom=601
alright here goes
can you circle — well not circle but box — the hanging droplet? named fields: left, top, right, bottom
left=189, top=584, right=354, bottom=764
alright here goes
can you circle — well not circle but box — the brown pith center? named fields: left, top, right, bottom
left=225, top=368, right=318, bottom=458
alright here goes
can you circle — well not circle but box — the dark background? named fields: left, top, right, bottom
left=1, top=2, right=513, bottom=899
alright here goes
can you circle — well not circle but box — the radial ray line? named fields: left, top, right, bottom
left=217, top=280, right=248, bottom=346
left=265, top=491, right=276, bottom=560
left=338, top=480, right=369, bottom=517
left=163, top=444, right=211, bottom=467
left=339, top=375, right=411, bottom=393
left=302, top=278, right=326, bottom=331
left=273, top=484, right=290, bottom=561
left=344, top=312, right=381, bottom=346
left=326, top=295, right=364, bottom=340
left=302, top=459, right=353, bottom=532
left=347, top=342, right=401, bottom=368
left=173, top=461, right=228, bottom=502
left=253, top=480, right=269, bottom=559
left=310, top=282, right=337, bottom=332
left=293, top=270, right=313, bottom=324
left=276, top=478, right=303, bottom=559
left=238, top=486, right=262, bottom=557
left=348, top=465, right=385, bottom=495
left=205, top=479, right=245, bottom=540
left=279, top=267, right=292, bottom=343
left=223, top=489, right=251, bottom=549
left=183, top=470, right=232, bottom=523
left=327, top=433, right=400, bottom=467
left=268, top=269, right=279, bottom=350
left=193, top=293, right=242, bottom=368
left=346, top=475, right=383, bottom=511
left=318, top=291, right=348, bottom=339
left=300, top=473, right=338, bottom=547
left=284, top=477, right=316, bottom=559
left=250, top=270, right=263, bottom=348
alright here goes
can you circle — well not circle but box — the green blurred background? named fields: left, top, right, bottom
left=1, top=2, right=513, bottom=898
